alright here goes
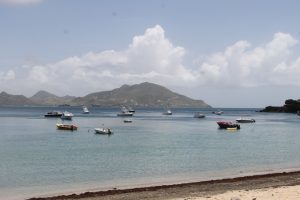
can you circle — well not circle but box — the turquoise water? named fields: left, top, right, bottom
left=1, top=107, right=300, bottom=199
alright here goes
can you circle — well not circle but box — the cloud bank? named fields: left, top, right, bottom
left=196, top=32, right=298, bottom=87
left=2, top=25, right=300, bottom=96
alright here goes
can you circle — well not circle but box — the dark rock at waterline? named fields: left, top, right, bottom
left=260, top=99, right=300, bottom=113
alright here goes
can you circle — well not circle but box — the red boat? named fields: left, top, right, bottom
left=217, top=121, right=240, bottom=129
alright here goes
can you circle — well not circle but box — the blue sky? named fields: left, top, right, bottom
left=1, top=0, right=300, bottom=107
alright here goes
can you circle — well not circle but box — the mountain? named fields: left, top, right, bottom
left=0, top=82, right=211, bottom=107
left=30, top=90, right=76, bottom=105
left=0, top=92, right=35, bottom=106
left=71, top=82, right=211, bottom=108
left=260, top=99, right=300, bottom=113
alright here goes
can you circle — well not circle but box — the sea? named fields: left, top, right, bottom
left=1, top=106, right=300, bottom=200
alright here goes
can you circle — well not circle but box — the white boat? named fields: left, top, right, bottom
left=82, top=106, right=89, bottom=114
left=61, top=111, right=73, bottom=120
left=236, top=118, right=255, bottom=123
left=163, top=109, right=172, bottom=115
left=194, top=112, right=205, bottom=118
left=117, top=112, right=133, bottom=117
left=94, top=127, right=112, bottom=134
left=213, top=110, right=224, bottom=115
left=117, top=106, right=134, bottom=117
left=127, top=106, right=135, bottom=113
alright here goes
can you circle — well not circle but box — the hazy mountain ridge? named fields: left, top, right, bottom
left=0, top=92, right=36, bottom=106
left=0, top=82, right=211, bottom=108
left=30, top=90, right=76, bottom=105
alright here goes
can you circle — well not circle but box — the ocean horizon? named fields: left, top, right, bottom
left=1, top=106, right=300, bottom=200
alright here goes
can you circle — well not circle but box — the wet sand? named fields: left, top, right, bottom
left=28, top=171, right=300, bottom=200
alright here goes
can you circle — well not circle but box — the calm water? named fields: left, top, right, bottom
left=1, top=107, right=300, bottom=199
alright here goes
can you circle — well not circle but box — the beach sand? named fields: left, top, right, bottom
left=175, top=185, right=300, bottom=200
left=28, top=171, right=300, bottom=200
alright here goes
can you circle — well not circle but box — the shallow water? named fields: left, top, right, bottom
left=1, top=107, right=300, bottom=199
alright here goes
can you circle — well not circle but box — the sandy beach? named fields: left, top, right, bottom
left=27, top=171, right=300, bottom=200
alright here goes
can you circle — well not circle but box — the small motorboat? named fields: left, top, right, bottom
left=127, top=106, right=135, bottom=113
left=82, top=106, right=89, bottom=114
left=217, top=121, right=240, bottom=129
left=61, top=111, right=73, bottom=120
left=163, top=109, right=172, bottom=115
left=117, top=112, right=133, bottom=117
left=194, top=112, right=205, bottom=118
left=94, top=127, right=113, bottom=135
left=123, top=119, right=132, bottom=123
left=213, top=110, right=224, bottom=115
left=44, top=111, right=63, bottom=117
left=236, top=118, right=255, bottom=123
left=56, top=123, right=78, bottom=131
left=117, top=106, right=134, bottom=117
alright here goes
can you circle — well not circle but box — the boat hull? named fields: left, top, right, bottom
left=44, top=111, right=63, bottom=117
left=56, top=124, right=78, bottom=131
left=217, top=121, right=240, bottom=129
left=61, top=112, right=73, bottom=120
left=236, top=119, right=255, bottom=123
left=194, top=112, right=205, bottom=118
left=117, top=112, right=133, bottom=117
left=94, top=128, right=112, bottom=134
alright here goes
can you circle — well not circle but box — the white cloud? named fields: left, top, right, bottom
left=3, top=25, right=300, bottom=98
left=0, top=0, right=42, bottom=5
left=24, top=25, right=196, bottom=95
left=29, top=66, right=48, bottom=83
left=0, top=70, right=15, bottom=81
left=196, top=32, right=299, bottom=87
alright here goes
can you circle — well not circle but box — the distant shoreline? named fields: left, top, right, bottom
left=27, top=170, right=300, bottom=200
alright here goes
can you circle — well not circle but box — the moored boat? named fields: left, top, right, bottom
left=117, top=106, right=134, bottom=117
left=127, top=106, right=135, bottom=113
left=217, top=121, right=240, bottom=129
left=194, top=112, right=205, bottom=118
left=213, top=110, right=224, bottom=115
left=82, top=106, right=89, bottom=114
left=236, top=118, right=255, bottom=123
left=44, top=111, right=63, bottom=117
left=94, top=127, right=113, bottom=134
left=61, top=111, right=73, bottom=120
left=117, top=112, right=133, bottom=117
left=56, top=123, right=78, bottom=131
left=163, top=109, right=172, bottom=115
left=123, top=119, right=132, bottom=123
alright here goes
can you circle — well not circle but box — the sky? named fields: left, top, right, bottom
left=1, top=0, right=300, bottom=107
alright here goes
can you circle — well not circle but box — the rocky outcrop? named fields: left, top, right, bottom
left=260, top=99, right=300, bottom=113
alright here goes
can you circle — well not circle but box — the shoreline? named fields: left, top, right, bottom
left=27, top=170, right=300, bottom=200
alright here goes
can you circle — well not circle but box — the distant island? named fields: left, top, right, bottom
left=0, top=82, right=211, bottom=108
left=260, top=99, right=300, bottom=113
